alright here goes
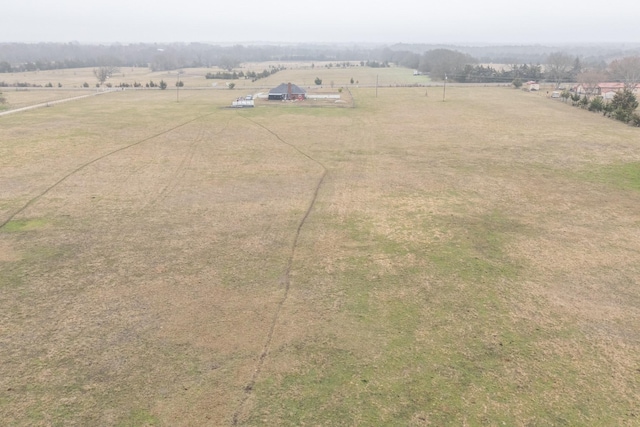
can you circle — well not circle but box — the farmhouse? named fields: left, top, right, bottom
left=598, top=83, right=626, bottom=99
left=268, top=83, right=306, bottom=101
left=575, top=82, right=638, bottom=99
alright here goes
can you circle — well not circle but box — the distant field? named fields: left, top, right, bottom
left=1, top=63, right=430, bottom=92
left=1, top=68, right=639, bottom=426
left=0, top=64, right=426, bottom=112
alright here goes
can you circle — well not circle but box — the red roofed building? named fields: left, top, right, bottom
left=575, top=82, right=638, bottom=99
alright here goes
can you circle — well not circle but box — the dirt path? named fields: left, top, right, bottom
left=0, top=90, right=116, bottom=117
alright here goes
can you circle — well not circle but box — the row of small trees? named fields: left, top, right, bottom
left=205, top=66, right=285, bottom=82
left=0, top=81, right=42, bottom=87
left=206, top=70, right=243, bottom=79
left=88, top=78, right=172, bottom=90
left=561, top=89, right=640, bottom=126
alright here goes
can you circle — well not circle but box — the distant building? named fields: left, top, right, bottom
left=268, top=83, right=306, bottom=100
left=574, top=82, right=637, bottom=99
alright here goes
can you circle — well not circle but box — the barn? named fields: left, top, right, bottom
left=268, top=83, right=306, bottom=100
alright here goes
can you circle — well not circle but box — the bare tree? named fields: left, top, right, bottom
left=546, top=52, right=573, bottom=88
left=577, top=69, right=606, bottom=99
left=93, top=65, right=120, bottom=86
left=609, top=56, right=640, bottom=91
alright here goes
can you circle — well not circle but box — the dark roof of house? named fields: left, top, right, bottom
left=269, top=83, right=306, bottom=95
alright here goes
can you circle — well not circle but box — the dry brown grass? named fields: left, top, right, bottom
left=1, top=77, right=640, bottom=426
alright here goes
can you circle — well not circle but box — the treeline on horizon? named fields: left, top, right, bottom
left=1, top=42, right=398, bottom=72
left=1, top=42, right=639, bottom=83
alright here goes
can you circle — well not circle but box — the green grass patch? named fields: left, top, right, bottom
left=2, top=218, right=48, bottom=232
left=427, top=211, right=524, bottom=282
left=117, top=409, right=160, bottom=427
left=580, top=162, right=640, bottom=191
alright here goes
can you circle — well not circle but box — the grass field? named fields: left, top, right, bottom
left=1, top=68, right=639, bottom=426
left=0, top=64, right=428, bottom=113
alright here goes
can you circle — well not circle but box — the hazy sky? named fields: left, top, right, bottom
left=3, top=0, right=639, bottom=44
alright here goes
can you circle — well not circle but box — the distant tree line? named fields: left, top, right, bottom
left=384, top=43, right=640, bottom=67
left=2, top=42, right=639, bottom=92
left=363, top=60, right=390, bottom=68
left=405, top=48, right=640, bottom=90
left=3, top=42, right=635, bottom=75
left=0, top=81, right=44, bottom=87
left=206, top=65, right=285, bottom=82
left=205, top=70, right=244, bottom=80
left=0, top=42, right=387, bottom=73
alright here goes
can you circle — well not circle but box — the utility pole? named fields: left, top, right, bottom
left=376, top=74, right=378, bottom=98
left=443, top=73, right=447, bottom=102
left=176, top=73, right=180, bottom=103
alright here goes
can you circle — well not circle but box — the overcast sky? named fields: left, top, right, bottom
left=3, top=0, right=639, bottom=45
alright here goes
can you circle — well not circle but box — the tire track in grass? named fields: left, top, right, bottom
left=232, top=115, right=328, bottom=425
left=138, top=119, right=230, bottom=213
left=0, top=111, right=217, bottom=230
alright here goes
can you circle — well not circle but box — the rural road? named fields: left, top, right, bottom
left=0, top=90, right=116, bottom=117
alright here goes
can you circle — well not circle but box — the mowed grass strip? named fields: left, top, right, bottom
left=1, top=79, right=640, bottom=426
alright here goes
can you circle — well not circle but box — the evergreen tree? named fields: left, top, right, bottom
left=608, top=89, right=638, bottom=123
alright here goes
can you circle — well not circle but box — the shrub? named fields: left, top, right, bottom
left=588, top=97, right=605, bottom=112
left=570, top=93, right=581, bottom=105
left=612, top=108, right=632, bottom=123
left=315, top=77, right=322, bottom=85
left=631, top=112, right=640, bottom=127
left=159, top=80, right=167, bottom=90
left=82, top=82, right=89, bottom=88
left=512, top=78, right=523, bottom=89
left=578, top=96, right=589, bottom=109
